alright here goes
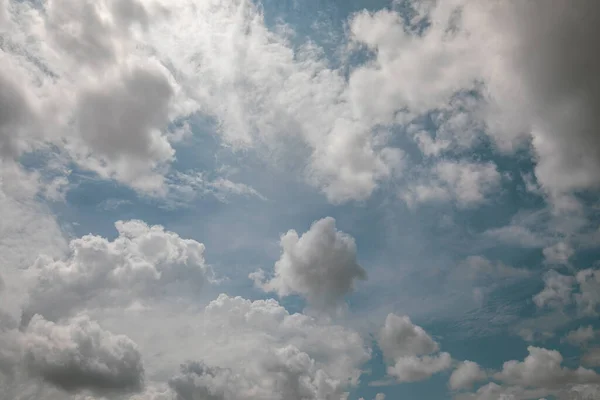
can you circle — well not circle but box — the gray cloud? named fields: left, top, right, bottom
left=23, top=220, right=212, bottom=324
left=74, top=65, right=175, bottom=191
left=22, top=314, right=144, bottom=393
left=251, top=217, right=366, bottom=311
left=378, top=313, right=451, bottom=383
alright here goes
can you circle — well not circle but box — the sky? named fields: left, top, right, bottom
left=1, top=0, right=600, bottom=399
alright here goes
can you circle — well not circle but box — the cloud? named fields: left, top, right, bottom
left=1, top=0, right=187, bottom=194
left=533, top=270, right=575, bottom=310
left=378, top=313, right=451, bottom=383
left=138, top=294, right=371, bottom=400
left=72, top=64, right=175, bottom=192
left=21, top=314, right=143, bottom=394
left=575, top=269, right=600, bottom=316
left=449, top=361, right=487, bottom=391
left=168, top=349, right=347, bottom=400
left=495, top=346, right=600, bottom=388
left=532, top=268, right=600, bottom=317
left=24, top=220, right=212, bottom=323
left=542, top=242, right=574, bottom=266
left=251, top=217, right=366, bottom=310
left=345, top=0, right=600, bottom=205
left=143, top=0, right=406, bottom=203
left=563, top=326, right=598, bottom=347
left=402, top=160, right=501, bottom=208
left=582, top=348, right=600, bottom=368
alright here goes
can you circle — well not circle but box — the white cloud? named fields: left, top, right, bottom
left=575, top=269, right=600, bottom=316
left=163, top=294, right=370, bottom=400
left=1, top=0, right=189, bottom=194
left=251, top=217, right=366, bottom=310
left=71, top=64, right=175, bottom=193
left=582, top=348, right=600, bottom=368
left=359, top=394, right=385, bottom=400
left=143, top=0, right=404, bottom=203
left=533, top=270, right=575, bottom=310
left=449, top=361, right=487, bottom=391
left=495, top=346, right=600, bottom=388
left=168, top=171, right=265, bottom=205
left=387, top=353, right=451, bottom=383
left=21, top=314, right=144, bottom=394
left=24, top=220, right=213, bottom=323
left=378, top=313, right=451, bottom=383
left=563, top=326, right=598, bottom=347
left=402, top=160, right=501, bottom=208
left=542, top=242, right=574, bottom=266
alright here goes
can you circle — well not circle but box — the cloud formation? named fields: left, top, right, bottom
left=24, top=220, right=212, bottom=323
left=378, top=313, right=451, bottom=383
left=22, top=314, right=144, bottom=393
left=252, top=217, right=366, bottom=310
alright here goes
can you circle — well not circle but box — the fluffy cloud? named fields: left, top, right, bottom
left=72, top=65, right=175, bottom=192
left=251, top=217, right=366, bottom=310
left=347, top=0, right=600, bottom=205
left=563, top=326, right=598, bottom=347
left=144, top=0, right=404, bottom=203
left=24, top=220, right=212, bottom=323
left=533, top=270, right=575, bottom=310
left=582, top=348, right=600, bottom=368
left=378, top=313, right=451, bottom=383
left=449, top=361, right=487, bottom=391
left=150, top=294, right=371, bottom=400
left=575, top=269, right=600, bottom=316
left=495, top=346, right=600, bottom=388
left=542, top=242, right=574, bottom=266
left=21, top=314, right=144, bottom=394
left=533, top=268, right=600, bottom=317
left=402, top=160, right=501, bottom=208
left=1, top=0, right=186, bottom=193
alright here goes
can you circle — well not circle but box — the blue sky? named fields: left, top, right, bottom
left=1, top=0, right=600, bottom=399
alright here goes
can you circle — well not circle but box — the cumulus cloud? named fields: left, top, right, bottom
left=24, top=220, right=212, bottom=323
left=21, top=314, right=143, bottom=393
left=134, top=294, right=371, bottom=400
left=449, top=361, right=487, bottom=391
left=251, top=217, right=366, bottom=310
left=575, top=269, right=600, bottom=316
left=495, top=346, right=600, bottom=388
left=0, top=0, right=186, bottom=194
left=542, top=242, right=574, bottom=266
left=533, top=270, right=575, bottom=310
left=563, top=326, right=598, bottom=347
left=582, top=348, right=600, bottom=368
left=168, top=349, right=346, bottom=400
left=72, top=65, right=175, bottom=192
left=533, top=268, right=600, bottom=317
left=378, top=313, right=451, bottom=383
left=402, top=160, right=501, bottom=208
left=344, top=0, right=600, bottom=206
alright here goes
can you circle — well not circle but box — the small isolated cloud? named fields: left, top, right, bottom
left=449, top=361, right=487, bottom=390
left=378, top=313, right=451, bottom=383
left=22, top=314, right=143, bottom=394
left=251, top=217, right=366, bottom=311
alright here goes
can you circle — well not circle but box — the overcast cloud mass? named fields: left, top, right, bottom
left=1, top=0, right=600, bottom=399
